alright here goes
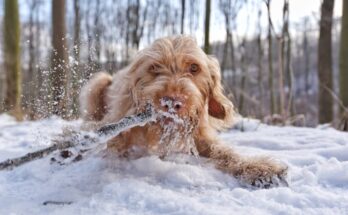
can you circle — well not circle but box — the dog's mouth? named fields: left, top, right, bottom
left=157, top=110, right=185, bottom=125
left=137, top=102, right=199, bottom=156
left=156, top=109, right=199, bottom=129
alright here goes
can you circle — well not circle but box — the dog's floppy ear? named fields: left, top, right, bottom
left=207, top=56, right=234, bottom=128
left=208, top=96, right=226, bottom=119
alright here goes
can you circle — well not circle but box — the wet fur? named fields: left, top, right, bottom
left=80, top=36, right=287, bottom=188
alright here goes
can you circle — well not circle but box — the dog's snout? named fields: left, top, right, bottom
left=160, top=96, right=184, bottom=113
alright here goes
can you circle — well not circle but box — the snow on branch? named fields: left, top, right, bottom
left=0, top=103, right=155, bottom=171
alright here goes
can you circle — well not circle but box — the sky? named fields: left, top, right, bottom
left=204, top=0, right=343, bottom=43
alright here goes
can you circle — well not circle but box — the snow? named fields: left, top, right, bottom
left=1, top=115, right=348, bottom=214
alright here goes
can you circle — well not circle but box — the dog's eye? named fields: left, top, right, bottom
left=189, top=63, right=199, bottom=74
left=149, top=64, right=161, bottom=76
left=149, top=65, right=156, bottom=71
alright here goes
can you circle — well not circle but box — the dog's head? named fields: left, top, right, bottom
left=127, top=36, right=234, bottom=130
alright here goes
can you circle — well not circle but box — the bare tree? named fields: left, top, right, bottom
left=132, top=0, right=148, bottom=50
left=302, top=17, right=311, bottom=98
left=3, top=0, right=22, bottom=118
left=125, top=0, right=131, bottom=62
left=317, top=0, right=335, bottom=124
left=219, top=0, right=244, bottom=86
left=71, top=0, right=81, bottom=117
left=27, top=0, right=39, bottom=118
left=278, top=0, right=293, bottom=116
left=181, top=0, right=186, bottom=34
left=74, top=0, right=81, bottom=62
left=204, top=0, right=211, bottom=54
left=93, top=0, right=102, bottom=68
left=85, top=0, right=93, bottom=71
left=124, top=0, right=149, bottom=61
left=35, top=2, right=49, bottom=118
left=265, top=0, right=276, bottom=115
left=256, top=8, right=264, bottom=117
left=50, top=0, right=69, bottom=116
left=340, top=0, right=348, bottom=115
left=238, top=39, right=249, bottom=115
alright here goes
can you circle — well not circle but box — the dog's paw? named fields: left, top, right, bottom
left=237, top=157, right=288, bottom=189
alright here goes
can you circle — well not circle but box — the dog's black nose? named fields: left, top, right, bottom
left=174, top=102, right=182, bottom=110
left=160, top=96, right=183, bottom=113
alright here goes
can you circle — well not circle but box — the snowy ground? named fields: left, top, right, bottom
left=1, top=114, right=348, bottom=215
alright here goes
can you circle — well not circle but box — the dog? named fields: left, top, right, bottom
left=80, top=36, right=287, bottom=188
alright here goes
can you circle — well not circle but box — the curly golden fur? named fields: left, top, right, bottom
left=80, top=36, right=287, bottom=188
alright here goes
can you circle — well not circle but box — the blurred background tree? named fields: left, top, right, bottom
left=339, top=0, right=348, bottom=130
left=317, top=0, right=335, bottom=124
left=0, top=0, right=346, bottom=129
left=204, top=0, right=211, bottom=54
left=50, top=0, right=68, bottom=117
left=2, top=0, right=21, bottom=119
left=339, top=0, right=348, bottom=115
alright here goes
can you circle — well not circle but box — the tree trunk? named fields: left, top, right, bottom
left=282, top=0, right=294, bottom=116
left=203, top=0, right=211, bottom=54
left=3, top=0, right=22, bottom=118
left=340, top=0, right=348, bottom=114
left=94, top=0, right=101, bottom=68
left=286, top=36, right=295, bottom=116
left=221, top=11, right=229, bottom=77
left=50, top=0, right=68, bottom=116
left=134, top=0, right=148, bottom=50
left=181, top=0, right=186, bottom=34
left=318, top=0, right=335, bottom=124
left=220, top=10, right=236, bottom=87
left=257, top=9, right=264, bottom=117
left=28, top=0, right=37, bottom=119
left=85, top=0, right=93, bottom=72
left=35, top=3, right=46, bottom=118
left=229, top=30, right=237, bottom=86
left=71, top=0, right=81, bottom=117
left=266, top=0, right=276, bottom=115
left=125, top=0, right=131, bottom=62
left=278, top=37, right=285, bottom=116
left=238, top=40, right=248, bottom=115
left=303, top=18, right=310, bottom=98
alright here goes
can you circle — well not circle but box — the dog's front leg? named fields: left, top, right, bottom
left=196, top=138, right=288, bottom=188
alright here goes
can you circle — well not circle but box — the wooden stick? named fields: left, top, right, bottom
left=42, top=200, right=73, bottom=206
left=97, top=103, right=154, bottom=138
left=0, top=104, right=155, bottom=171
left=0, top=140, right=75, bottom=170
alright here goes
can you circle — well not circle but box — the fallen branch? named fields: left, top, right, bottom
left=43, top=200, right=73, bottom=206
left=0, top=139, right=76, bottom=171
left=97, top=103, right=155, bottom=139
left=0, top=103, right=155, bottom=171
